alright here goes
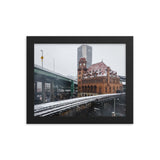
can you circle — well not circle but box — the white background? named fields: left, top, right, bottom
left=0, top=0, right=159, bottom=160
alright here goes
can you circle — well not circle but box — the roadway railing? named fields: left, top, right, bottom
left=34, top=64, right=77, bottom=83
left=34, top=93, right=125, bottom=117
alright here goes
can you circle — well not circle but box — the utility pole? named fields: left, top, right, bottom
left=40, top=50, right=44, bottom=68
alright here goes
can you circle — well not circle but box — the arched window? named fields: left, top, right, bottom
left=94, top=85, right=97, bottom=93
left=82, top=86, right=84, bottom=92
left=91, top=86, right=93, bottom=92
left=105, top=87, right=107, bottom=93
left=99, top=87, right=102, bottom=94
left=88, top=85, right=90, bottom=92
left=85, top=86, right=87, bottom=92
left=113, top=86, right=115, bottom=92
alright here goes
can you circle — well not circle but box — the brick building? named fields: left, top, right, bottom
left=78, top=57, right=123, bottom=97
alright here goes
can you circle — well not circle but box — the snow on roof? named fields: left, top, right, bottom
left=88, top=61, right=108, bottom=72
left=82, top=61, right=108, bottom=78
left=79, top=57, right=86, bottom=62
left=82, top=61, right=119, bottom=79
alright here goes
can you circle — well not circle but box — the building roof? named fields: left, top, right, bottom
left=83, top=61, right=108, bottom=78
left=87, top=61, right=108, bottom=72
left=79, top=57, right=87, bottom=62
left=78, top=58, right=120, bottom=79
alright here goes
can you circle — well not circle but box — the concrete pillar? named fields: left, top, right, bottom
left=42, top=80, right=45, bottom=103
left=71, top=80, right=74, bottom=97
left=34, top=81, right=37, bottom=95
left=51, top=81, right=55, bottom=101
left=34, top=81, right=37, bottom=104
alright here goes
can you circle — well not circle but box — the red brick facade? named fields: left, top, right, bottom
left=78, top=57, right=123, bottom=97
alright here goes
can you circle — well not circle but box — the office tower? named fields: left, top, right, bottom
left=77, top=45, right=92, bottom=69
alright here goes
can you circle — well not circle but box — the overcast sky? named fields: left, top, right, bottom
left=34, top=44, right=126, bottom=77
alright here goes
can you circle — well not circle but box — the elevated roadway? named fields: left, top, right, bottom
left=34, top=93, right=125, bottom=117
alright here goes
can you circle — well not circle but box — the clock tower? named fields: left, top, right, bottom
left=78, top=57, right=87, bottom=93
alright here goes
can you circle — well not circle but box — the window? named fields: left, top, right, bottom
left=113, top=86, right=115, bottom=92
left=37, top=81, right=42, bottom=92
left=45, top=83, right=51, bottom=92
left=79, top=72, right=81, bottom=75
left=105, top=87, right=107, bottom=93
left=91, top=86, right=93, bottom=92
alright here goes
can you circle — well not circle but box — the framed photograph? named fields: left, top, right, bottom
left=27, top=36, right=133, bottom=124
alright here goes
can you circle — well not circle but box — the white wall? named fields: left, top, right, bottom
left=0, top=0, right=160, bottom=160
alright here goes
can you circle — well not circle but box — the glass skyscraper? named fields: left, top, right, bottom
left=77, top=45, right=92, bottom=69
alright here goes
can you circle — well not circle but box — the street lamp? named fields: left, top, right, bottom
left=40, top=50, right=44, bottom=68
left=112, top=98, right=116, bottom=117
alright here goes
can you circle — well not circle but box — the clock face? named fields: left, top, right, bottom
left=83, top=63, right=85, bottom=66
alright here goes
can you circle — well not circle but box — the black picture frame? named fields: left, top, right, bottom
left=27, top=36, right=133, bottom=124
